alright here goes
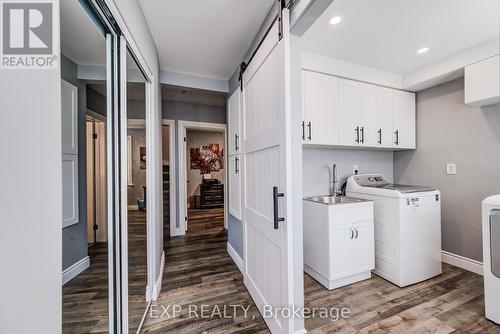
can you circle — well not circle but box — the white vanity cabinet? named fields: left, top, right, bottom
left=303, top=197, right=374, bottom=290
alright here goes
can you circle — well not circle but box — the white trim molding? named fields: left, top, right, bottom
left=227, top=242, right=244, bottom=273
left=62, top=256, right=90, bottom=285
left=151, top=251, right=165, bottom=301
left=160, top=70, right=229, bottom=93
left=442, top=251, right=483, bottom=276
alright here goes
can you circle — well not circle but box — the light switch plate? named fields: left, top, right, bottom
left=446, top=163, right=457, bottom=175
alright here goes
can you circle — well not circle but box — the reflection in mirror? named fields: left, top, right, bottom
left=60, top=1, right=109, bottom=333
left=126, top=50, right=149, bottom=333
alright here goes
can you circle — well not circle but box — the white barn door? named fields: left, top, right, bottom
left=242, top=9, right=294, bottom=334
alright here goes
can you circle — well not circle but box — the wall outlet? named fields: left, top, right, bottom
left=353, top=165, right=359, bottom=174
left=446, top=163, right=457, bottom=175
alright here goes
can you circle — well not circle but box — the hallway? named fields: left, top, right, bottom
left=142, top=208, right=269, bottom=333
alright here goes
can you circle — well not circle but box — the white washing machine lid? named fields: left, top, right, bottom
left=347, top=174, right=438, bottom=197
left=363, top=183, right=436, bottom=194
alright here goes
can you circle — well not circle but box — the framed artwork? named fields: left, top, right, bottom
left=190, top=144, right=224, bottom=175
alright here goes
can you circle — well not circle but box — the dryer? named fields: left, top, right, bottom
left=482, top=195, right=500, bottom=325
left=347, top=174, right=442, bottom=287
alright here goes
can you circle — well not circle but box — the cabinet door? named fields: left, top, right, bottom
left=61, top=80, right=78, bottom=155
left=338, top=78, right=358, bottom=146
left=330, top=224, right=353, bottom=279
left=465, top=55, right=500, bottom=106
left=228, top=155, right=242, bottom=220
left=228, top=89, right=241, bottom=156
left=393, top=90, right=416, bottom=149
left=376, top=87, right=393, bottom=148
left=352, top=221, right=375, bottom=274
left=357, top=82, right=377, bottom=147
left=303, top=71, right=339, bottom=145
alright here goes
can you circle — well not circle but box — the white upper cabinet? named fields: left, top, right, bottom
left=393, top=90, right=416, bottom=149
left=61, top=80, right=78, bottom=155
left=227, top=89, right=241, bottom=156
left=303, top=70, right=416, bottom=150
left=375, top=86, right=394, bottom=148
left=303, top=71, right=339, bottom=145
left=465, top=55, right=500, bottom=107
left=338, top=78, right=358, bottom=146
left=357, top=82, right=377, bottom=147
left=338, top=79, right=377, bottom=147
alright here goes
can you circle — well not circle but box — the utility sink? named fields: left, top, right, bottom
left=304, top=195, right=369, bottom=206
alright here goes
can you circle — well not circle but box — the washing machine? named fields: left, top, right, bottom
left=483, top=195, right=500, bottom=325
left=347, top=174, right=442, bottom=287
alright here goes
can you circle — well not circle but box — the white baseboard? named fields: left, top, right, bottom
left=227, top=242, right=244, bottom=273
left=62, top=256, right=90, bottom=285
left=151, top=251, right=165, bottom=301
left=442, top=251, right=483, bottom=276
left=128, top=205, right=139, bottom=211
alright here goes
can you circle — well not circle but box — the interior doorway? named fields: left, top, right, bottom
left=178, top=121, right=228, bottom=235
left=86, top=114, right=107, bottom=244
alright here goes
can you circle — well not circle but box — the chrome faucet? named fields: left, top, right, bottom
left=332, top=164, right=340, bottom=197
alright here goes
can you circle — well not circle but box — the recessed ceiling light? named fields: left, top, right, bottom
left=417, top=47, right=429, bottom=54
left=329, top=16, right=342, bottom=25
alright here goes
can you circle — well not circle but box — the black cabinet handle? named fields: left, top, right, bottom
left=235, top=157, right=239, bottom=174
left=394, top=130, right=399, bottom=146
left=355, top=229, right=359, bottom=239
left=273, top=186, right=285, bottom=229
left=235, top=134, right=239, bottom=151
left=378, top=129, right=382, bottom=144
left=360, top=127, right=365, bottom=143
left=350, top=229, right=354, bottom=239
left=307, top=122, right=312, bottom=140
left=355, top=126, right=360, bottom=143
left=301, top=121, right=305, bottom=140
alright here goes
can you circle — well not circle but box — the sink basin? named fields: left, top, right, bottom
left=304, top=195, right=369, bottom=205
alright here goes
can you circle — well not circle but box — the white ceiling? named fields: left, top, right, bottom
left=139, top=0, right=275, bottom=79
left=301, top=0, right=500, bottom=75
left=60, top=0, right=106, bottom=66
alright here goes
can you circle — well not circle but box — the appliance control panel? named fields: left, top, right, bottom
left=353, top=174, right=390, bottom=187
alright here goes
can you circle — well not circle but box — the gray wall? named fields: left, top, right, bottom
left=87, top=86, right=106, bottom=116
left=61, top=55, right=89, bottom=270
left=163, top=100, right=226, bottom=123
left=394, top=78, right=500, bottom=262
left=303, top=147, right=394, bottom=197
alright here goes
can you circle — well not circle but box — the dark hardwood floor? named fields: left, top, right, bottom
left=143, top=207, right=500, bottom=334
left=62, top=210, right=149, bottom=333
left=62, top=206, right=500, bottom=333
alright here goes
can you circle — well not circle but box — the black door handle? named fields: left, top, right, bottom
left=378, top=129, right=382, bottom=144
left=235, top=157, right=239, bottom=174
left=355, top=126, right=360, bottom=143
left=301, top=121, right=305, bottom=140
left=273, top=186, right=285, bottom=229
left=235, top=134, right=239, bottom=151
left=307, top=122, right=312, bottom=140
left=395, top=130, right=399, bottom=145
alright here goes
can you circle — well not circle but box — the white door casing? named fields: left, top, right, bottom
left=242, top=9, right=295, bottom=334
